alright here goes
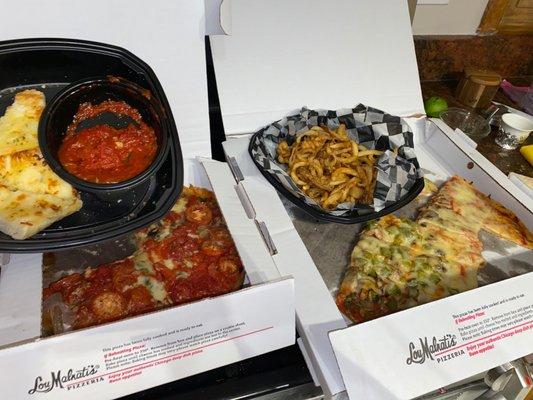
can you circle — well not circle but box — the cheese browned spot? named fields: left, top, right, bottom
left=0, top=148, right=77, bottom=199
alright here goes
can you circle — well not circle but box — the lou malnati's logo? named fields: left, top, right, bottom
left=406, top=334, right=465, bottom=365
left=28, top=364, right=102, bottom=394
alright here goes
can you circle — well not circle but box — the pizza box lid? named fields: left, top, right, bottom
left=211, top=1, right=533, bottom=397
left=210, top=0, right=425, bottom=136
left=211, top=2, right=422, bottom=394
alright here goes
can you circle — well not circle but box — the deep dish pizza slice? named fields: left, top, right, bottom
left=135, top=186, right=244, bottom=306
left=43, top=186, right=244, bottom=331
left=43, top=257, right=168, bottom=329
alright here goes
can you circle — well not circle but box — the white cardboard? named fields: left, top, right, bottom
left=428, top=119, right=533, bottom=223
left=329, top=273, right=533, bottom=400
left=222, top=117, right=533, bottom=398
left=0, top=278, right=294, bottom=400
left=224, top=138, right=347, bottom=396
left=0, top=254, right=42, bottom=346
left=211, top=1, right=533, bottom=397
left=0, top=0, right=211, bottom=158
left=205, top=0, right=232, bottom=35
left=434, top=118, right=533, bottom=215
left=509, top=173, right=533, bottom=200
left=210, top=0, right=424, bottom=135
left=199, top=158, right=281, bottom=284
left=0, top=158, right=296, bottom=399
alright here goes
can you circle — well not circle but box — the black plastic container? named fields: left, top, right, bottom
left=39, top=77, right=169, bottom=193
left=0, top=38, right=183, bottom=252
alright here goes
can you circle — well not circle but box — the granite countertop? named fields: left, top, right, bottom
left=420, top=80, right=533, bottom=178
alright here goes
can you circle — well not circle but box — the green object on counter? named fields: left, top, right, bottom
left=424, top=96, right=448, bottom=118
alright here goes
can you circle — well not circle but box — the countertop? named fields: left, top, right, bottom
left=420, top=81, right=533, bottom=178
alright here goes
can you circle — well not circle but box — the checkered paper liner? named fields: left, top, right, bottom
left=249, top=105, right=422, bottom=216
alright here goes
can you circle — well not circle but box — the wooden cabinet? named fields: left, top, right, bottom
left=478, top=0, right=533, bottom=34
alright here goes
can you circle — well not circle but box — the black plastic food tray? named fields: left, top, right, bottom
left=248, top=131, right=424, bottom=224
left=0, top=39, right=183, bottom=252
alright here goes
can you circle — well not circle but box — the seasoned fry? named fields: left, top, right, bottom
left=276, top=124, right=383, bottom=210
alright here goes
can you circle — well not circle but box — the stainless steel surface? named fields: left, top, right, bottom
left=0, top=253, right=10, bottom=266
left=256, top=220, right=278, bottom=255
left=228, top=155, right=245, bottom=182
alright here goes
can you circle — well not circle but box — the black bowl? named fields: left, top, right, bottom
left=38, top=77, right=169, bottom=193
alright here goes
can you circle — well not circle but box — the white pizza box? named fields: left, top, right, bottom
left=0, top=156, right=296, bottom=400
left=209, top=0, right=533, bottom=398
left=432, top=118, right=533, bottom=214
left=0, top=1, right=296, bottom=398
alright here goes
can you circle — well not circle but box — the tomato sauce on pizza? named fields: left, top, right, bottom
left=43, top=186, right=244, bottom=330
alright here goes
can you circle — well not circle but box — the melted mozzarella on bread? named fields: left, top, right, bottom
left=0, top=185, right=82, bottom=239
left=0, top=90, right=45, bottom=156
left=0, top=148, right=78, bottom=199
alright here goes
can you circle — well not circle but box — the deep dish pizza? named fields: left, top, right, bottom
left=43, top=186, right=244, bottom=330
left=337, top=176, right=532, bottom=324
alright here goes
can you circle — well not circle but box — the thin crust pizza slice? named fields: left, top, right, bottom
left=337, top=175, right=531, bottom=325
left=419, top=175, right=532, bottom=249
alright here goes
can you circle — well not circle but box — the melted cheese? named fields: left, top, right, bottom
left=0, top=89, right=85, bottom=239
left=338, top=176, right=532, bottom=324
left=421, top=176, right=532, bottom=248
left=0, top=90, right=45, bottom=156
left=0, top=148, right=77, bottom=199
left=0, top=185, right=82, bottom=239
left=132, top=251, right=155, bottom=274
left=137, top=276, right=168, bottom=303
left=171, top=197, right=187, bottom=214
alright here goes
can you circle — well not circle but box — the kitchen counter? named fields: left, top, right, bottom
left=420, top=81, right=533, bottom=178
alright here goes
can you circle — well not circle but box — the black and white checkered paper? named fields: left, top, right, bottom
left=250, top=105, right=422, bottom=216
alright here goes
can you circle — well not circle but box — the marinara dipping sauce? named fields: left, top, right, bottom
left=58, top=100, right=158, bottom=184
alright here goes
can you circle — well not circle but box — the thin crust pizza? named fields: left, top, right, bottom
left=336, top=215, right=483, bottom=324
left=337, top=176, right=532, bottom=324
left=418, top=176, right=532, bottom=249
